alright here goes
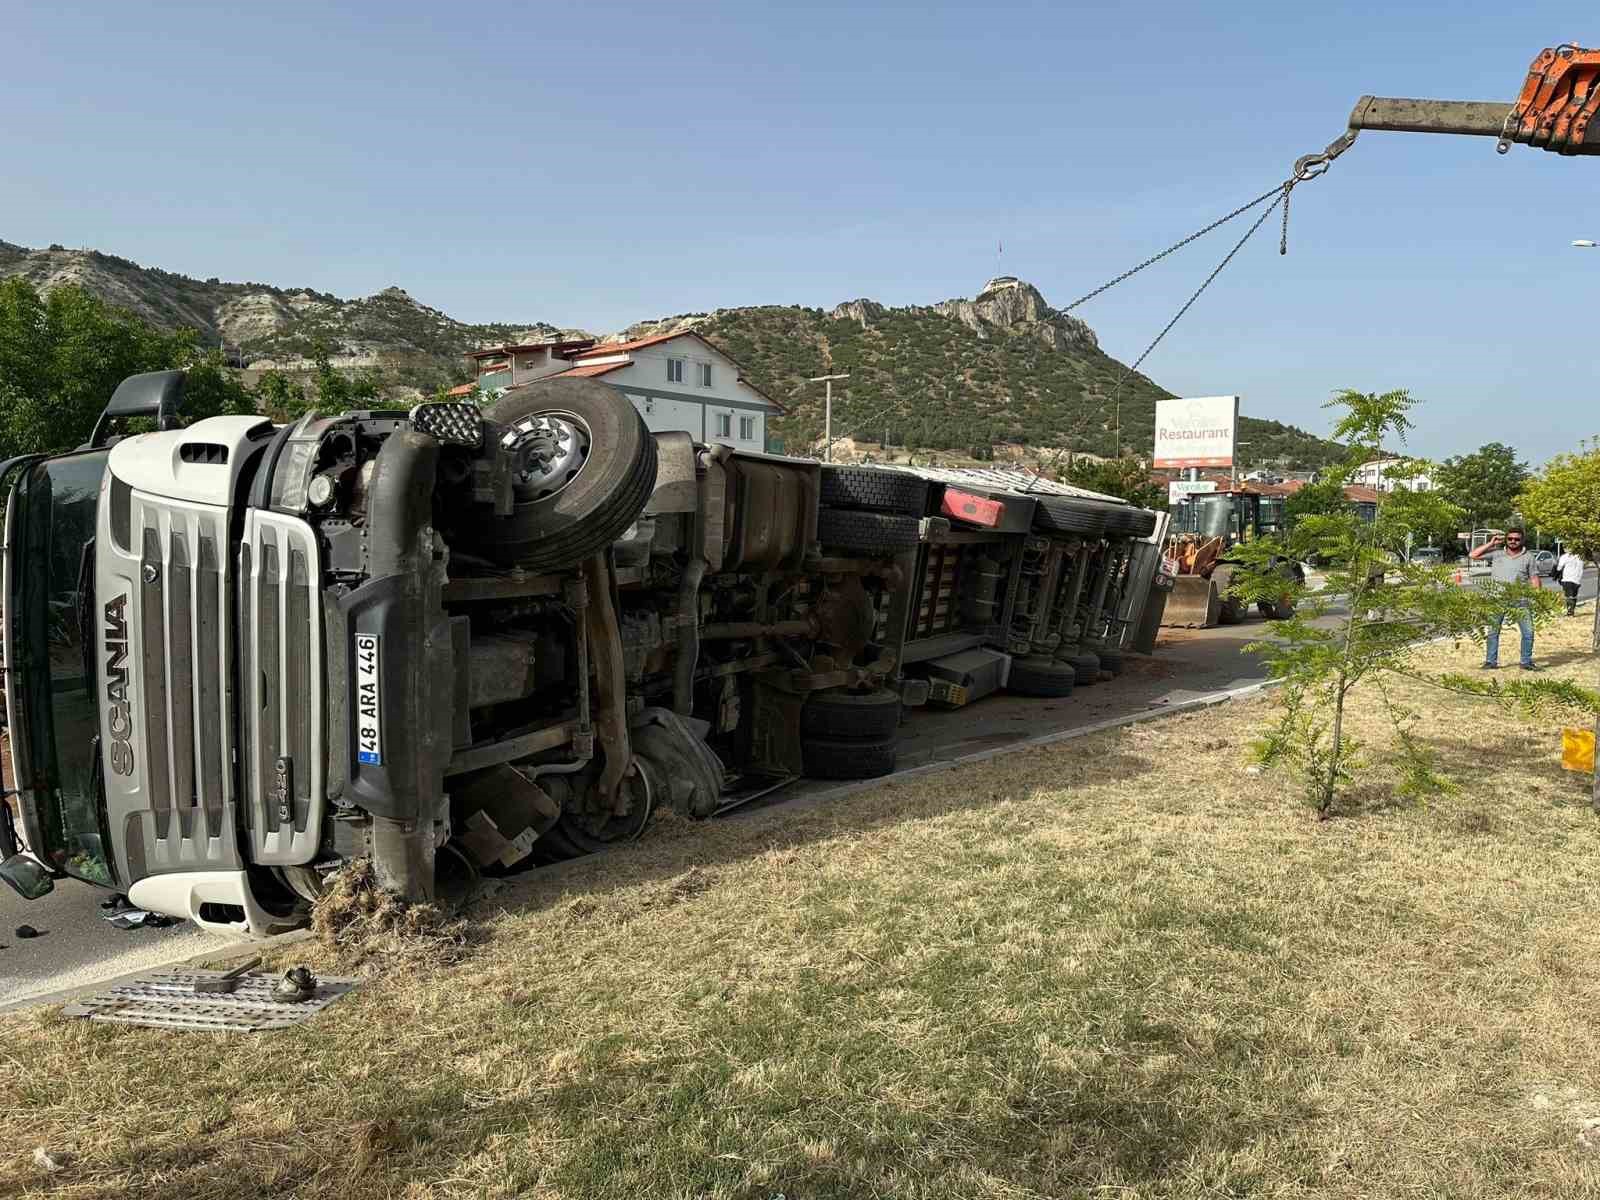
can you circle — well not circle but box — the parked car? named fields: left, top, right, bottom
left=1410, top=546, right=1443, bottom=566
left=1533, top=550, right=1558, bottom=577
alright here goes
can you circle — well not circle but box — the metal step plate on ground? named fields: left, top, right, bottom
left=62, top=968, right=357, bottom=1032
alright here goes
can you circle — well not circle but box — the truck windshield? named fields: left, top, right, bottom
left=4, top=451, right=114, bottom=886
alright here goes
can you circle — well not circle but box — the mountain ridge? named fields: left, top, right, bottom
left=0, top=240, right=585, bottom=391
left=0, top=241, right=1344, bottom=468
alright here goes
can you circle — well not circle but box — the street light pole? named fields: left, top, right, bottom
left=809, top=373, right=849, bottom=462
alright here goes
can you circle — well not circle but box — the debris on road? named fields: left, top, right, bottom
left=15, top=924, right=42, bottom=939
left=272, top=966, right=317, bottom=1003
left=191, top=957, right=262, bottom=995
left=62, top=966, right=356, bottom=1033
left=99, top=895, right=178, bottom=931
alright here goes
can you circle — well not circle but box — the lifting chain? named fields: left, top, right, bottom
left=1061, top=125, right=1362, bottom=321
left=1034, top=125, right=1361, bottom=474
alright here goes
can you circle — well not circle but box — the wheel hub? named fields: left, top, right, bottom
left=560, top=761, right=653, bottom=847
left=502, top=413, right=591, bottom=502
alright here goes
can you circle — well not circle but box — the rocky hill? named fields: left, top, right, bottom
left=0, top=242, right=1343, bottom=468
left=0, top=240, right=584, bottom=392
left=635, top=277, right=1343, bottom=468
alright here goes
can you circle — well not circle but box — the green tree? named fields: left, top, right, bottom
left=1374, top=477, right=1465, bottom=558
left=254, top=343, right=382, bottom=423
left=1435, top=442, right=1530, bottom=529
left=1229, top=390, right=1573, bottom=816
left=311, top=342, right=381, bottom=413
left=254, top=369, right=307, bottom=422
left=1518, top=444, right=1600, bottom=648
left=1517, top=442, right=1600, bottom=811
left=1062, top=456, right=1162, bottom=510
left=1283, top=474, right=1346, bottom=527
left=0, top=278, right=253, bottom=458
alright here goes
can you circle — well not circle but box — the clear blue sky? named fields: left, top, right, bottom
left=4, top=1, right=1597, bottom=463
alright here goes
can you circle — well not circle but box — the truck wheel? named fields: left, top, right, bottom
left=1062, top=650, right=1101, bottom=685
left=817, top=509, right=920, bottom=555
left=801, top=734, right=897, bottom=780
left=801, top=687, right=902, bottom=740
left=1032, top=497, right=1109, bottom=538
left=1006, top=656, right=1077, bottom=698
left=276, top=865, right=326, bottom=905
left=631, top=709, right=726, bottom=819
left=551, top=765, right=654, bottom=855
left=819, top=466, right=929, bottom=515
left=1257, top=599, right=1295, bottom=620
left=1103, top=507, right=1157, bottom=539
left=1093, top=647, right=1125, bottom=676
left=472, top=378, right=658, bottom=571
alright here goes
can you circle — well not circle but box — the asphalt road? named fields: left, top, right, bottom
left=3, top=575, right=1593, bottom=1008
left=0, top=885, right=225, bottom=1006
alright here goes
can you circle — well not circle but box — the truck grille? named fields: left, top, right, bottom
left=108, top=496, right=242, bottom=880
left=139, top=523, right=229, bottom=843
left=237, top=512, right=325, bottom=865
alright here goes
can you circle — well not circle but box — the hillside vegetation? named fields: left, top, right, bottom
left=679, top=280, right=1342, bottom=468
left=0, top=240, right=575, bottom=393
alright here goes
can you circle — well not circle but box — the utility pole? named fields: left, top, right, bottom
left=809, top=373, right=849, bottom=462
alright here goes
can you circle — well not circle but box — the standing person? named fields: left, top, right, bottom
left=1468, top=528, right=1542, bottom=670
left=1557, top=546, right=1586, bottom=617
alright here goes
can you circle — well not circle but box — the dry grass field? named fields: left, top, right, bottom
left=4, top=617, right=1599, bottom=1199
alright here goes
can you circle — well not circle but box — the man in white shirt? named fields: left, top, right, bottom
left=1557, top=548, right=1586, bottom=616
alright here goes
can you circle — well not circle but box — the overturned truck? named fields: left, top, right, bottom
left=0, top=372, right=1159, bottom=933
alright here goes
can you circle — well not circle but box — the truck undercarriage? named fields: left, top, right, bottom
left=0, top=369, right=1163, bottom=934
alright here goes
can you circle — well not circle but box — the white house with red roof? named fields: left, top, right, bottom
left=456, top=331, right=782, bottom=452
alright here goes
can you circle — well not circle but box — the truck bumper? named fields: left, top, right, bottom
left=335, top=431, right=452, bottom=903
left=128, top=869, right=301, bottom=937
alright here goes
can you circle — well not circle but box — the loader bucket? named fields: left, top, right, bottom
left=1162, top=575, right=1220, bottom=628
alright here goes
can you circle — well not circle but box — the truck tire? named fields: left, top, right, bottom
left=801, top=687, right=902, bottom=740
left=1103, top=506, right=1157, bottom=539
left=1006, top=656, right=1077, bottom=698
left=820, top=466, right=928, bottom=515
left=1032, top=497, right=1109, bottom=538
left=801, top=734, right=897, bottom=780
left=472, top=378, right=658, bottom=571
left=1257, top=599, right=1295, bottom=620
left=817, top=509, right=920, bottom=555
left=1062, top=650, right=1101, bottom=685
left=1093, top=647, right=1125, bottom=675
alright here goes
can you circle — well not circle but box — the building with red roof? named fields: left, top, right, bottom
left=462, top=330, right=783, bottom=451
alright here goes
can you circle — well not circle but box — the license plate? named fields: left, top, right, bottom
left=354, top=633, right=382, bottom=765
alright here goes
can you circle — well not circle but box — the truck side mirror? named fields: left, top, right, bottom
left=87, top=369, right=187, bottom=448
left=0, top=854, right=55, bottom=900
